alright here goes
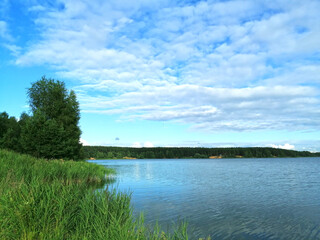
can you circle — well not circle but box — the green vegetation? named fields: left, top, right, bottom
left=84, top=146, right=320, bottom=159
left=0, top=149, right=189, bottom=239
left=0, top=76, right=82, bottom=160
left=0, top=76, right=316, bottom=239
left=0, top=77, right=192, bottom=239
left=0, top=112, right=21, bottom=152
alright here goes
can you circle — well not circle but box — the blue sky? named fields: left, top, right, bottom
left=1, top=0, right=320, bottom=151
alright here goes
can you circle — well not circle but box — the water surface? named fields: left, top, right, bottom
left=89, top=158, right=320, bottom=239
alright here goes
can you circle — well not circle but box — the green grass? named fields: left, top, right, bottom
left=0, top=149, right=188, bottom=240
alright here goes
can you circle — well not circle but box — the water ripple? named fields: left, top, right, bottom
left=91, top=158, right=320, bottom=239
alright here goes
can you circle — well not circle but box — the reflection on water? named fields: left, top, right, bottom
left=88, top=158, right=320, bottom=239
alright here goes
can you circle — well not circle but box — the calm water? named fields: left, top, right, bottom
left=88, top=158, right=320, bottom=239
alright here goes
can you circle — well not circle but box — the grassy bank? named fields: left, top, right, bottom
left=0, top=149, right=188, bottom=240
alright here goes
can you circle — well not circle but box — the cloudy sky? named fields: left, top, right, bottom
left=1, top=0, right=319, bottom=151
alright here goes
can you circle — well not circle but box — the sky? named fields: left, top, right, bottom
left=0, top=0, right=320, bottom=151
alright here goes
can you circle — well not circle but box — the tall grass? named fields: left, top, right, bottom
left=0, top=149, right=188, bottom=239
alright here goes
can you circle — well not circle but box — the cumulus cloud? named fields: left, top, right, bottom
left=144, top=141, right=154, bottom=148
left=80, top=138, right=90, bottom=146
left=5, top=0, right=320, bottom=133
left=270, top=143, right=295, bottom=150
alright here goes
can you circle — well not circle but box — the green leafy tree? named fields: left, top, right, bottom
left=0, top=112, right=9, bottom=138
left=21, top=111, right=66, bottom=159
left=1, top=128, right=19, bottom=151
left=0, top=112, right=21, bottom=152
left=96, top=151, right=105, bottom=159
left=21, top=76, right=82, bottom=160
left=107, top=152, right=114, bottom=159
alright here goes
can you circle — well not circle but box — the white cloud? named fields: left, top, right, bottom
left=80, top=84, right=320, bottom=131
left=131, top=141, right=154, bottom=148
left=80, top=138, right=90, bottom=146
left=6, top=0, right=320, bottom=133
left=270, top=143, right=295, bottom=150
left=0, top=21, right=13, bottom=41
left=3, top=44, right=21, bottom=56
left=144, top=141, right=154, bottom=148
left=28, top=5, right=46, bottom=12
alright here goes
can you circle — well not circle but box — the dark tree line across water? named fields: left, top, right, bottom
left=83, top=146, right=320, bottom=159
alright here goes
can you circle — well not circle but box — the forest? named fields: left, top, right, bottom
left=83, top=145, right=320, bottom=159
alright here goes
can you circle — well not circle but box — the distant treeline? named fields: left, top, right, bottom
left=83, top=146, right=320, bottom=159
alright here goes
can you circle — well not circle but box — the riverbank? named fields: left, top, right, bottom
left=0, top=149, right=188, bottom=239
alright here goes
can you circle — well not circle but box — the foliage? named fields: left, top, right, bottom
left=20, top=111, right=64, bottom=159
left=24, top=76, right=82, bottom=160
left=0, top=76, right=83, bottom=160
left=0, top=112, right=21, bottom=152
left=83, top=146, right=320, bottom=159
left=0, top=149, right=189, bottom=240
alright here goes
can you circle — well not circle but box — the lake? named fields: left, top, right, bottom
left=88, top=158, right=320, bottom=239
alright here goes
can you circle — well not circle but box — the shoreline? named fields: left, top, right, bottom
left=0, top=149, right=189, bottom=240
left=87, top=155, right=320, bottom=160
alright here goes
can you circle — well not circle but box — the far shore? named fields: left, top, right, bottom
left=87, top=155, right=320, bottom=161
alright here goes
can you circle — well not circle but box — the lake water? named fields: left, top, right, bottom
left=88, top=158, right=320, bottom=239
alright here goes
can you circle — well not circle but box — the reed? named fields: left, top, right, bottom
left=0, top=149, right=188, bottom=239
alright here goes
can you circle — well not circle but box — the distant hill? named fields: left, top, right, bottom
left=83, top=146, right=320, bottom=159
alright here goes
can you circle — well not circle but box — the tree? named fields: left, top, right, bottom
left=107, top=152, right=114, bottom=159
left=0, top=112, right=9, bottom=139
left=21, top=76, right=82, bottom=160
left=21, top=111, right=66, bottom=159
left=0, top=112, right=21, bottom=152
